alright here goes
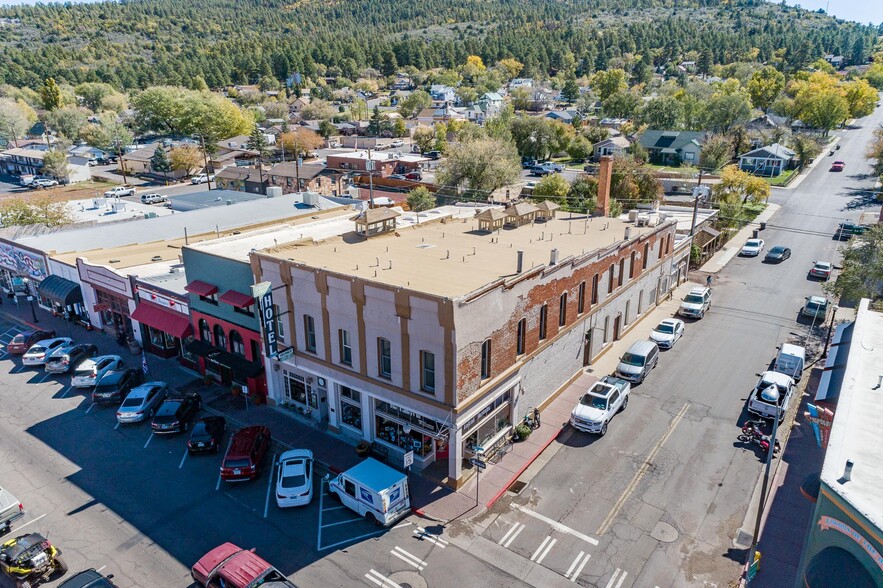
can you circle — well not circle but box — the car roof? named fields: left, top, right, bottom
left=228, top=426, right=267, bottom=456
left=280, top=449, right=312, bottom=462
left=128, top=381, right=166, bottom=397
left=658, top=318, right=682, bottom=327
left=58, top=569, right=115, bottom=588
left=807, top=295, right=828, bottom=304
left=625, top=340, right=658, bottom=355
left=687, top=287, right=709, bottom=295
left=760, top=370, right=793, bottom=386
left=769, top=245, right=787, bottom=251
left=814, top=261, right=832, bottom=267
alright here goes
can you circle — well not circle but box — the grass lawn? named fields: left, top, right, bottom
left=763, top=169, right=797, bottom=186
left=646, top=163, right=701, bottom=174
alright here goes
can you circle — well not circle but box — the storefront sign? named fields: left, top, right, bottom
left=254, top=281, right=277, bottom=358
left=403, top=451, right=414, bottom=469
left=0, top=243, right=47, bottom=280
left=804, top=404, right=835, bottom=449
left=818, top=516, right=883, bottom=573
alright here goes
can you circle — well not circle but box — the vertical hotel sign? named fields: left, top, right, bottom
left=252, top=281, right=277, bottom=358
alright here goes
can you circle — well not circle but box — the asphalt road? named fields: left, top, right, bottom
left=462, top=107, right=883, bottom=587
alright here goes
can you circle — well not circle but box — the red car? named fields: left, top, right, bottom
left=830, top=160, right=845, bottom=172
left=220, top=425, right=271, bottom=482
left=404, top=171, right=423, bottom=181
left=6, top=330, right=56, bottom=354
left=191, top=543, right=297, bottom=588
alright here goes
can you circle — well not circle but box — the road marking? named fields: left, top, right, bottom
left=317, top=479, right=325, bottom=550
left=263, top=454, right=276, bottom=518
left=365, top=569, right=402, bottom=588
left=391, top=546, right=426, bottom=570
left=605, top=568, right=628, bottom=588
left=514, top=505, right=599, bottom=546
left=597, top=402, right=690, bottom=536
left=178, top=448, right=189, bottom=469
left=15, top=514, right=46, bottom=531
left=531, top=536, right=556, bottom=564
left=85, top=402, right=95, bottom=414
left=320, top=528, right=388, bottom=551
left=566, top=551, right=591, bottom=583
left=216, top=437, right=234, bottom=491
left=96, top=566, right=106, bottom=573
left=413, top=526, right=448, bottom=547
left=114, top=421, right=121, bottom=430
left=143, top=432, right=154, bottom=448
left=38, top=371, right=53, bottom=383
left=60, top=386, right=73, bottom=398
left=502, top=522, right=525, bottom=548
left=392, top=521, right=413, bottom=530
left=499, top=521, right=520, bottom=545
left=323, top=505, right=348, bottom=511
left=321, top=518, right=364, bottom=528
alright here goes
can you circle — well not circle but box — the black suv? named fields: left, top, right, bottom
left=151, top=392, right=202, bottom=434
left=91, top=369, right=144, bottom=405
left=59, top=569, right=117, bottom=587
left=45, top=344, right=97, bottom=374
left=187, top=416, right=227, bottom=454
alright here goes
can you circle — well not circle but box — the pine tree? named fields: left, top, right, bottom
left=246, top=124, right=270, bottom=159
left=40, top=78, right=62, bottom=110
left=150, top=147, right=172, bottom=184
left=368, top=106, right=384, bottom=136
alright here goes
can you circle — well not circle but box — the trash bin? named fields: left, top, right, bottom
left=759, top=222, right=767, bottom=231
left=752, top=229, right=759, bottom=238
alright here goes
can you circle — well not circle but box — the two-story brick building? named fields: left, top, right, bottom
left=267, top=162, right=336, bottom=195
left=325, top=151, right=427, bottom=178
left=252, top=158, right=693, bottom=487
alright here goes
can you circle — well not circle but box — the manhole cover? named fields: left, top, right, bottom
left=508, top=480, right=527, bottom=494
left=388, top=571, right=426, bottom=588
left=650, top=521, right=679, bottom=543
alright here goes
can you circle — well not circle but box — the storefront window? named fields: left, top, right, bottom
left=374, top=400, right=444, bottom=435
left=149, top=326, right=176, bottom=350
left=283, top=372, right=318, bottom=409
left=463, top=389, right=513, bottom=452
left=199, top=319, right=211, bottom=342
left=374, top=415, right=432, bottom=457
left=229, top=330, right=245, bottom=356
left=339, top=385, right=362, bottom=431
left=213, top=324, right=226, bottom=350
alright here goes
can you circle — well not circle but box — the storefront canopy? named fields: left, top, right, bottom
left=219, top=290, right=255, bottom=308
left=131, top=303, right=193, bottom=339
left=37, top=275, right=83, bottom=307
left=186, top=339, right=264, bottom=379
left=184, top=280, right=218, bottom=297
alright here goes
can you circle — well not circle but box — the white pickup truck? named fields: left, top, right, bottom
left=569, top=375, right=631, bottom=436
left=748, top=371, right=795, bottom=422
left=0, top=484, right=25, bottom=533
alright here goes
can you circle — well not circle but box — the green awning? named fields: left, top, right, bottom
left=37, top=275, right=83, bottom=307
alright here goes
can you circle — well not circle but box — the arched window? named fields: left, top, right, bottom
left=199, top=319, right=210, bottom=342
left=213, top=324, right=226, bottom=350
left=229, top=330, right=245, bottom=356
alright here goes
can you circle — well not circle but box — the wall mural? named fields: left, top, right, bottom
left=0, top=243, right=47, bottom=280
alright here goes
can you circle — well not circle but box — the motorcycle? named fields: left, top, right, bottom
left=0, top=533, right=67, bottom=588
left=738, top=420, right=781, bottom=456
left=523, top=407, right=541, bottom=430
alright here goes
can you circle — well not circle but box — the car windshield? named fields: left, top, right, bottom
left=745, top=240, right=761, bottom=247
left=93, top=382, right=118, bottom=393
left=770, top=247, right=785, bottom=254
left=281, top=470, right=306, bottom=488
left=815, top=263, right=831, bottom=270
left=27, top=346, right=46, bottom=354
left=121, top=396, right=142, bottom=408
left=807, top=300, right=827, bottom=311
left=655, top=323, right=674, bottom=334
left=192, top=423, right=208, bottom=436
left=580, top=393, right=608, bottom=409
left=224, top=459, right=250, bottom=468
left=684, top=294, right=704, bottom=304
left=74, top=366, right=94, bottom=376
left=11, top=335, right=24, bottom=344
left=621, top=352, right=645, bottom=366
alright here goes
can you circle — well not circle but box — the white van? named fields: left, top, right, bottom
left=774, top=343, right=805, bottom=382
left=328, top=458, right=410, bottom=526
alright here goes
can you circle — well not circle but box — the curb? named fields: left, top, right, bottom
left=0, top=309, right=40, bottom=332
left=486, top=424, right=566, bottom=509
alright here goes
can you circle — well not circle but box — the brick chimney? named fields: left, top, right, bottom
left=596, top=155, right=613, bottom=217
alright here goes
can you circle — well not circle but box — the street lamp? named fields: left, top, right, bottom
left=746, top=386, right=782, bottom=583
left=21, top=278, right=38, bottom=323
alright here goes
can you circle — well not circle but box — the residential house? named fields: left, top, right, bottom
left=391, top=74, right=414, bottom=91
left=509, top=78, right=534, bottom=89
left=121, top=145, right=190, bottom=180
left=1, top=145, right=92, bottom=183
left=546, top=109, right=580, bottom=124
left=69, top=144, right=108, bottom=162
left=215, top=166, right=270, bottom=194
left=823, top=54, right=845, bottom=69
left=738, top=143, right=796, bottom=177
left=212, top=135, right=261, bottom=169
left=481, top=93, right=504, bottom=110
left=638, top=131, right=705, bottom=166
left=268, top=162, right=337, bottom=195
left=325, top=150, right=427, bottom=177
left=416, top=105, right=467, bottom=127
left=429, top=85, right=457, bottom=105
left=592, top=135, right=632, bottom=162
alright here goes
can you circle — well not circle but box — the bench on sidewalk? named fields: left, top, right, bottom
left=369, top=442, right=389, bottom=462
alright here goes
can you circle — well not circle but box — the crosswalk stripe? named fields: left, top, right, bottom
left=615, top=570, right=629, bottom=588
left=565, top=551, right=585, bottom=579
left=391, top=546, right=426, bottom=570
left=606, top=568, right=629, bottom=588
left=531, top=535, right=552, bottom=562
left=499, top=521, right=520, bottom=545
left=365, top=569, right=402, bottom=588
left=570, top=552, right=591, bottom=583
left=535, top=537, right=556, bottom=564
left=503, top=523, right=525, bottom=548
left=414, top=526, right=448, bottom=547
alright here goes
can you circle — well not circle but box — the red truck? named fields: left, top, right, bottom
left=191, top=543, right=297, bottom=588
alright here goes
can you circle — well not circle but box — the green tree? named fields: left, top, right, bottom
left=169, top=145, right=204, bottom=176
left=39, top=78, right=62, bottom=110
left=864, top=63, right=883, bottom=90
left=246, top=123, right=271, bottom=159
left=318, top=119, right=337, bottom=140
left=406, top=186, right=435, bottom=222
left=301, top=99, right=337, bottom=121
left=412, top=127, right=436, bottom=153
left=602, top=90, right=640, bottom=119
left=510, top=87, right=532, bottom=112
left=44, top=106, right=90, bottom=140
left=789, top=135, right=821, bottom=169
left=437, top=137, right=520, bottom=194
left=713, top=165, right=770, bottom=205
left=392, top=118, right=407, bottom=138
left=610, top=155, right=662, bottom=204
left=800, top=90, right=849, bottom=135
left=566, top=136, right=592, bottom=162
left=41, top=149, right=69, bottom=181
left=258, top=75, right=281, bottom=92
left=567, top=174, right=598, bottom=212
left=367, top=106, right=385, bottom=136
left=150, top=147, right=173, bottom=184
left=561, top=79, right=580, bottom=103
left=81, top=117, right=134, bottom=183
left=74, top=82, right=120, bottom=111
left=747, top=66, right=785, bottom=113
left=0, top=195, right=72, bottom=228
left=865, top=127, right=883, bottom=177
left=590, top=69, right=628, bottom=102
left=698, top=134, right=733, bottom=171
left=497, top=58, right=524, bottom=80
left=532, top=173, right=570, bottom=201
left=0, top=98, right=37, bottom=147
left=398, top=90, right=432, bottom=118
left=511, top=116, right=556, bottom=160
left=824, top=225, right=883, bottom=303
left=638, top=96, right=683, bottom=129
left=133, top=86, right=251, bottom=138
left=703, top=91, right=752, bottom=133
left=279, top=128, right=323, bottom=160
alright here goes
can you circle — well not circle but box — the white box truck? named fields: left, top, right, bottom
left=774, top=343, right=805, bottom=382
left=328, top=458, right=410, bottom=526
left=0, top=484, right=25, bottom=533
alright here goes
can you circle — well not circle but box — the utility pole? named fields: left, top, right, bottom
left=198, top=134, right=213, bottom=191
left=690, top=169, right=704, bottom=237
left=367, top=146, right=375, bottom=208
left=747, top=402, right=780, bottom=583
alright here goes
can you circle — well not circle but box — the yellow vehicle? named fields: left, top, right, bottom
left=0, top=533, right=67, bottom=587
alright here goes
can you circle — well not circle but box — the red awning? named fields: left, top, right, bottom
left=184, top=280, right=218, bottom=297
left=219, top=290, right=255, bottom=309
left=131, top=303, right=193, bottom=339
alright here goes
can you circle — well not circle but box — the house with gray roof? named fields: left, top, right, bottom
left=738, top=143, right=796, bottom=177
left=638, top=130, right=705, bottom=166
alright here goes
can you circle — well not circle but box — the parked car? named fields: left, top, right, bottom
left=809, top=261, right=833, bottom=280
left=388, top=174, right=407, bottom=180
left=748, top=371, right=795, bottom=421
left=830, top=160, right=845, bottom=172
left=116, top=382, right=168, bottom=424
left=615, top=340, right=660, bottom=384
left=71, top=355, right=125, bottom=389
left=44, top=343, right=98, bottom=374
left=32, top=178, right=59, bottom=189
left=678, top=286, right=712, bottom=319
left=191, top=173, right=215, bottom=184
left=649, top=318, right=685, bottom=349
left=404, top=171, right=422, bottom=181
left=7, top=330, right=56, bottom=355
left=390, top=139, right=404, bottom=148
left=140, top=193, right=168, bottom=204
left=569, top=375, right=631, bottom=436
left=801, top=295, right=830, bottom=320
left=103, top=186, right=135, bottom=198
left=529, top=164, right=553, bottom=177
left=0, top=484, right=25, bottom=534
left=22, top=338, right=73, bottom=366
left=423, top=150, right=441, bottom=160
left=275, top=449, right=314, bottom=508
left=191, top=543, right=297, bottom=588
left=151, top=392, right=202, bottom=434
left=91, top=369, right=144, bottom=405
left=740, top=238, right=765, bottom=256
left=764, top=246, right=791, bottom=263
left=521, top=158, right=538, bottom=169
left=835, top=222, right=868, bottom=240
left=221, top=425, right=271, bottom=482
left=188, top=416, right=227, bottom=454
left=58, top=569, right=117, bottom=587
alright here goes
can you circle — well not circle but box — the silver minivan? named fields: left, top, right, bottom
left=615, top=340, right=660, bottom=383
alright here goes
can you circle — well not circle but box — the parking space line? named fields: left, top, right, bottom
left=60, top=386, right=73, bottom=398
left=323, top=505, right=348, bottom=511
left=605, top=569, right=628, bottom=588
left=216, top=437, right=234, bottom=491
left=393, top=521, right=413, bottom=530
left=15, top=514, right=46, bottom=531
left=502, top=522, right=525, bottom=548
left=391, top=546, right=426, bottom=571
left=178, top=448, right=188, bottom=469
left=96, top=566, right=106, bottom=573
left=566, top=551, right=591, bottom=583
left=85, top=403, right=95, bottom=414
left=143, top=432, right=154, bottom=448
left=413, top=526, right=448, bottom=548
left=114, top=421, right=121, bottom=430
left=263, top=454, right=276, bottom=518
left=321, top=518, right=364, bottom=528
left=37, top=371, right=54, bottom=383
left=365, top=569, right=402, bottom=588
left=531, top=536, right=556, bottom=563
left=514, top=504, right=599, bottom=546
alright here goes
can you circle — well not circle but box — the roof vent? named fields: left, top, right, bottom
left=109, top=259, right=120, bottom=263
left=151, top=255, right=162, bottom=262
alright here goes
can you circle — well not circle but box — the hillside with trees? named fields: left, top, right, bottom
left=0, top=0, right=878, bottom=91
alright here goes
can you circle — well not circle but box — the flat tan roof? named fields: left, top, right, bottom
left=263, top=209, right=667, bottom=298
